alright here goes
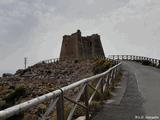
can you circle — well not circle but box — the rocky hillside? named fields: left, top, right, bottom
left=0, top=60, right=96, bottom=109
left=0, top=59, right=115, bottom=119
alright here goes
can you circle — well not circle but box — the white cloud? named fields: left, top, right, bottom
left=0, top=0, right=160, bottom=75
left=107, top=0, right=160, bottom=57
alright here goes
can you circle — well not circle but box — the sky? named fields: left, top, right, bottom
left=0, top=0, right=160, bottom=76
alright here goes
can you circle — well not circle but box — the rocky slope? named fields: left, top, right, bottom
left=0, top=59, right=115, bottom=120
left=0, top=60, right=95, bottom=109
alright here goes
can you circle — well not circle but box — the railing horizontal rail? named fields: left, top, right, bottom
left=109, top=55, right=160, bottom=67
left=37, top=57, right=114, bottom=65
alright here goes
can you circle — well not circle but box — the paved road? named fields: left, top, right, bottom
left=93, top=61, right=160, bottom=120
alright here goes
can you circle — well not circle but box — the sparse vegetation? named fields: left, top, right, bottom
left=141, top=60, right=152, bottom=66
left=72, top=101, right=102, bottom=119
left=134, top=60, right=158, bottom=67
left=89, top=101, right=102, bottom=113
left=5, top=86, right=26, bottom=103
left=73, top=103, right=86, bottom=118
left=74, top=59, right=79, bottom=63
left=36, top=104, right=47, bottom=118
left=0, top=85, right=26, bottom=120
left=92, top=58, right=114, bottom=75
left=103, top=87, right=112, bottom=100
left=1, top=85, right=26, bottom=111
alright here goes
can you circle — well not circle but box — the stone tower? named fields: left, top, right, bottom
left=60, top=30, right=105, bottom=60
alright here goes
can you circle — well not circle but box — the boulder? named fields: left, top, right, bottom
left=2, top=73, right=13, bottom=78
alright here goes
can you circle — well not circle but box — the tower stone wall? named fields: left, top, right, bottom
left=60, top=30, right=105, bottom=60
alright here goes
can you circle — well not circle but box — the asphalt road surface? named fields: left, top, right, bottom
left=93, top=61, right=160, bottom=120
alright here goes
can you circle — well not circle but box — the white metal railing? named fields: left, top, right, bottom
left=37, top=58, right=60, bottom=64
left=109, top=55, right=160, bottom=66
left=37, top=57, right=113, bottom=64
left=0, top=60, right=121, bottom=120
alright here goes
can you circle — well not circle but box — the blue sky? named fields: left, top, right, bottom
left=0, top=0, right=160, bottom=76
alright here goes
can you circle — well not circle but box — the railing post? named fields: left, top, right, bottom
left=56, top=92, right=64, bottom=120
left=113, top=68, right=116, bottom=79
left=154, top=59, right=156, bottom=65
left=106, top=71, right=111, bottom=97
left=115, top=67, right=118, bottom=76
left=84, top=83, right=89, bottom=120
left=156, top=60, right=158, bottom=65
left=110, top=70, right=115, bottom=89
left=151, top=59, right=153, bottom=64
left=140, top=56, right=142, bottom=61
left=107, top=73, right=110, bottom=87
left=100, top=77, right=104, bottom=95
